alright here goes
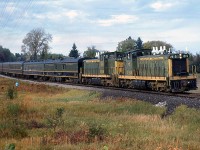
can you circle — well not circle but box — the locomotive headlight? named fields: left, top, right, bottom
left=179, top=53, right=182, bottom=59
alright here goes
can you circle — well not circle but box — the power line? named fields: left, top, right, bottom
left=0, top=0, right=10, bottom=26
left=1, top=0, right=22, bottom=28
left=11, top=0, right=34, bottom=31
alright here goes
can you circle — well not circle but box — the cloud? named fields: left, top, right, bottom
left=161, top=27, right=200, bottom=43
left=97, top=14, right=138, bottom=26
left=51, top=33, right=121, bottom=54
left=32, top=9, right=85, bottom=21
left=150, top=1, right=175, bottom=11
left=63, top=10, right=79, bottom=19
left=34, top=0, right=64, bottom=7
left=5, top=3, right=16, bottom=14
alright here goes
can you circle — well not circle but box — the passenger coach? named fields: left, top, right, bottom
left=2, top=61, right=23, bottom=77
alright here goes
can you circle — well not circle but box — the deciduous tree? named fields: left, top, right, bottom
left=116, top=36, right=137, bottom=52
left=143, top=40, right=173, bottom=51
left=21, top=28, right=52, bottom=60
left=83, top=46, right=97, bottom=58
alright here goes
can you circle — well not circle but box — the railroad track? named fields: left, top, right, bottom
left=60, top=82, right=200, bottom=100
left=1, top=74, right=199, bottom=100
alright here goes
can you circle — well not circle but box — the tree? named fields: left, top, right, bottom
left=68, top=43, right=80, bottom=58
left=136, top=37, right=143, bottom=49
left=47, top=53, right=65, bottom=59
left=15, top=53, right=26, bottom=61
left=83, top=46, right=97, bottom=58
left=21, top=28, right=52, bottom=60
left=116, top=36, right=137, bottom=52
left=0, top=45, right=15, bottom=62
left=143, top=41, right=173, bottom=51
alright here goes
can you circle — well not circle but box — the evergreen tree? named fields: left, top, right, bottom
left=136, top=37, right=143, bottom=49
left=69, top=43, right=79, bottom=58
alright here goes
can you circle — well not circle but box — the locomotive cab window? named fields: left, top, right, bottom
left=127, top=53, right=131, bottom=59
left=132, top=52, right=137, bottom=58
left=137, top=52, right=143, bottom=56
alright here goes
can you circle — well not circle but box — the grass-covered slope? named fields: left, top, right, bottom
left=0, top=77, right=200, bottom=150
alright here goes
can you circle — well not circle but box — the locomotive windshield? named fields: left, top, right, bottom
left=172, top=58, right=188, bottom=76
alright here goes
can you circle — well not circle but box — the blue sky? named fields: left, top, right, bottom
left=0, top=0, right=200, bottom=55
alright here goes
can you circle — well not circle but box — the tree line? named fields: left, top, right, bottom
left=0, top=28, right=199, bottom=72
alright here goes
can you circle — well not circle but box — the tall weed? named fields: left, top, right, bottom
left=6, top=86, right=17, bottom=99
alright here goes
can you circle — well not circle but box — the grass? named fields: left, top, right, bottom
left=0, top=77, right=200, bottom=149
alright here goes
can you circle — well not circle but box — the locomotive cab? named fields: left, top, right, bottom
left=168, top=53, right=197, bottom=92
left=99, top=51, right=124, bottom=75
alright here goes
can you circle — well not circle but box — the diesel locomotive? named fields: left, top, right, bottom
left=0, top=49, right=197, bottom=92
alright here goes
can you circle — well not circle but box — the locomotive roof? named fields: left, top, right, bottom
left=124, top=49, right=152, bottom=54
left=101, top=51, right=124, bottom=55
left=100, top=51, right=125, bottom=59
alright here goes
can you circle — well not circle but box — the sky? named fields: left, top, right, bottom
left=0, top=0, right=200, bottom=56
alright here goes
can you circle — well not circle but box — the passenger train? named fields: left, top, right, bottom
left=0, top=49, right=197, bottom=92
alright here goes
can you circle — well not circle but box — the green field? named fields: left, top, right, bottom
left=1, top=77, right=200, bottom=150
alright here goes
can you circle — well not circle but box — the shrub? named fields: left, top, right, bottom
left=5, top=143, right=15, bottom=150
left=6, top=86, right=17, bottom=99
left=56, top=107, right=65, bottom=118
left=46, top=107, right=65, bottom=131
left=88, top=123, right=108, bottom=142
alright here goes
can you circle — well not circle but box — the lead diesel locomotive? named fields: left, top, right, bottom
left=0, top=49, right=197, bottom=92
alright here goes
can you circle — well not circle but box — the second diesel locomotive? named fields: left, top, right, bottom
left=83, top=49, right=197, bottom=92
left=0, top=49, right=198, bottom=92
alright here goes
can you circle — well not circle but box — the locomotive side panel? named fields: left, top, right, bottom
left=137, top=56, right=169, bottom=77
left=84, top=59, right=100, bottom=75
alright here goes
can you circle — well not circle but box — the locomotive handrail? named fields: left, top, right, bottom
left=192, top=65, right=197, bottom=75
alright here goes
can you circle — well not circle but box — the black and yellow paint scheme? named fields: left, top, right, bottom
left=119, top=51, right=197, bottom=92
left=82, top=52, right=124, bottom=86
left=82, top=49, right=197, bottom=92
